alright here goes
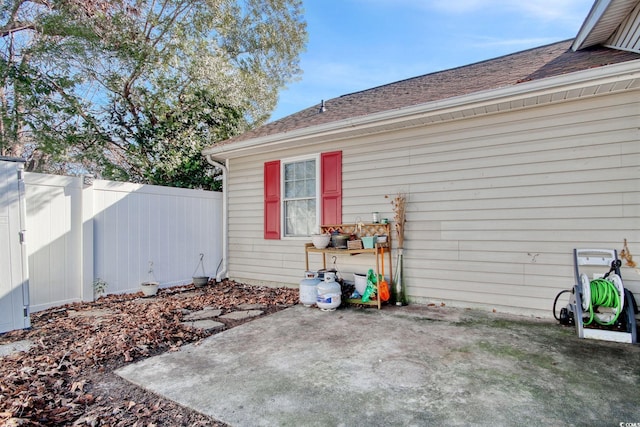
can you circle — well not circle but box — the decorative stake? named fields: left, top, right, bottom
left=386, top=192, right=408, bottom=305
left=386, top=193, right=406, bottom=249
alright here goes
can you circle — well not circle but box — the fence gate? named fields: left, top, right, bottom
left=0, top=158, right=30, bottom=333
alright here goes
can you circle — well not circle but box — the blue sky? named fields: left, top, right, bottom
left=269, top=0, right=594, bottom=121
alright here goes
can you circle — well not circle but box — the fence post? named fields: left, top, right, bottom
left=81, top=176, right=95, bottom=301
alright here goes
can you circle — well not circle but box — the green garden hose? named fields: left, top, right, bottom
left=584, top=278, right=622, bottom=326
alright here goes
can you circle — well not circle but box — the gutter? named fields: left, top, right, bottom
left=205, top=155, right=229, bottom=282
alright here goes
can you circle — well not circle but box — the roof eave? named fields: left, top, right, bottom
left=572, top=0, right=614, bottom=51
left=202, top=59, right=640, bottom=161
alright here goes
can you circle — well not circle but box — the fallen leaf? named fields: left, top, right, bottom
left=0, top=280, right=297, bottom=425
left=71, top=380, right=86, bottom=393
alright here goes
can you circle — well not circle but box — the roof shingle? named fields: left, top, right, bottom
left=221, top=40, right=640, bottom=145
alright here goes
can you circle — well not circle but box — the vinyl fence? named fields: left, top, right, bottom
left=24, top=173, right=223, bottom=312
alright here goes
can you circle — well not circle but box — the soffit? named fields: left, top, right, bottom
left=606, top=1, right=640, bottom=52
left=573, top=0, right=640, bottom=50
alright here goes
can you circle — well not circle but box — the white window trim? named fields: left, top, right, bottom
left=281, top=153, right=320, bottom=239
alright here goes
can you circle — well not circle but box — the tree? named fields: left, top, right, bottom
left=0, top=0, right=307, bottom=189
left=0, top=0, right=100, bottom=172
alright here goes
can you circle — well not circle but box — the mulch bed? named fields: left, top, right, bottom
left=0, top=280, right=298, bottom=426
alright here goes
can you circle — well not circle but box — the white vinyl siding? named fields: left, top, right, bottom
left=606, top=1, right=640, bottom=53
left=225, top=89, right=639, bottom=317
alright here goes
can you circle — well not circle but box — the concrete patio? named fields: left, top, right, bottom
left=116, top=304, right=640, bottom=426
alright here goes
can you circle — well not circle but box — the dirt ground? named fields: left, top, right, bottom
left=0, top=280, right=298, bottom=426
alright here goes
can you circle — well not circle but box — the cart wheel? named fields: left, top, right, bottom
left=624, top=289, right=638, bottom=343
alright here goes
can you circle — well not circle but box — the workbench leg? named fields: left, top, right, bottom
left=376, top=246, right=381, bottom=309
left=388, top=248, right=393, bottom=288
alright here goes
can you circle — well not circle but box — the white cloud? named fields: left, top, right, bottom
left=514, top=1, right=590, bottom=21
left=467, top=36, right=562, bottom=48
left=358, top=0, right=590, bottom=23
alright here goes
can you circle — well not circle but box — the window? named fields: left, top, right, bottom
left=264, top=150, right=342, bottom=240
left=283, top=157, right=318, bottom=237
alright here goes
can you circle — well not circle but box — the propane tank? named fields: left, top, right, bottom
left=299, top=271, right=320, bottom=307
left=317, top=272, right=341, bottom=311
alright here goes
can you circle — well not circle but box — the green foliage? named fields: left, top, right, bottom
left=1, top=0, right=307, bottom=189
left=104, top=91, right=243, bottom=190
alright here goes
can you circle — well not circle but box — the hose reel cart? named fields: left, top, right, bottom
left=555, top=249, right=638, bottom=344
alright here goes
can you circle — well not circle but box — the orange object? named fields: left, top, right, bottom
left=379, top=247, right=390, bottom=301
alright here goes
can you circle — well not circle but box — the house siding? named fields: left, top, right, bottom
left=226, top=90, right=639, bottom=316
left=606, top=1, right=640, bottom=53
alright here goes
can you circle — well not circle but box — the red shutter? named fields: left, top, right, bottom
left=321, top=151, right=342, bottom=225
left=264, top=160, right=281, bottom=240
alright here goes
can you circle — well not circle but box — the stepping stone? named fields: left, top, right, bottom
left=0, top=340, right=34, bottom=357
left=181, top=320, right=225, bottom=332
left=219, top=310, right=264, bottom=320
left=183, top=308, right=223, bottom=321
left=67, top=308, right=116, bottom=318
left=173, top=290, right=199, bottom=299
left=133, top=298, right=157, bottom=304
left=237, top=303, right=266, bottom=310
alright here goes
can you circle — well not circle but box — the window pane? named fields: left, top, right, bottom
left=295, top=162, right=305, bottom=180
left=285, top=182, right=294, bottom=198
left=284, top=163, right=294, bottom=181
left=305, top=160, right=315, bottom=178
left=294, top=181, right=304, bottom=198
left=285, top=214, right=295, bottom=237
left=305, top=180, right=315, bottom=197
left=285, top=199, right=316, bottom=236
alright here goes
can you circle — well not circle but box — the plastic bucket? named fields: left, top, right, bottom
left=361, top=236, right=377, bottom=249
left=354, top=273, right=367, bottom=295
